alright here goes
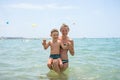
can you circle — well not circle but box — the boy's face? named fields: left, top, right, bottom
left=51, top=32, right=59, bottom=39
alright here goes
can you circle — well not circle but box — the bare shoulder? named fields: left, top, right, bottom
left=58, top=36, right=62, bottom=40
left=68, top=37, right=73, bottom=42
left=57, top=39, right=61, bottom=43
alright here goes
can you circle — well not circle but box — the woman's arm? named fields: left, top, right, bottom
left=68, top=40, right=75, bottom=56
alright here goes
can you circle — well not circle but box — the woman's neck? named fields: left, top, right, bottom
left=62, top=35, right=68, bottom=40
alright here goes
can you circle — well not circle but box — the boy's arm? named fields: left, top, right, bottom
left=68, top=40, right=75, bottom=56
left=42, top=40, right=50, bottom=49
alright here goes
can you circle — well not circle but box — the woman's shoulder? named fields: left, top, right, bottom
left=67, top=37, right=73, bottom=41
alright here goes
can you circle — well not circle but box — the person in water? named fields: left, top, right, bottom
left=42, top=28, right=68, bottom=74
left=49, top=24, right=75, bottom=73
left=59, top=24, right=75, bottom=72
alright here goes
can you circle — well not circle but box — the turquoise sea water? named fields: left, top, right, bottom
left=0, top=38, right=120, bottom=80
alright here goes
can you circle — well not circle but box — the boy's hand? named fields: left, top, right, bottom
left=63, top=42, right=70, bottom=49
left=43, top=39, right=46, bottom=43
left=42, top=39, right=46, bottom=45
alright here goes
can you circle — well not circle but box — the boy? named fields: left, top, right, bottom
left=42, top=29, right=68, bottom=74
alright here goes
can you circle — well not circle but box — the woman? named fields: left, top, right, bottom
left=59, top=23, right=74, bottom=72
left=52, top=23, right=75, bottom=73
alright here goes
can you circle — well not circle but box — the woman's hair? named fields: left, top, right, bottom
left=60, top=23, right=69, bottom=31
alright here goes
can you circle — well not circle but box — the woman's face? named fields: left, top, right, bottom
left=60, top=27, right=69, bottom=36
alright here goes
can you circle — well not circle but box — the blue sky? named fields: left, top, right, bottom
left=0, top=0, right=120, bottom=38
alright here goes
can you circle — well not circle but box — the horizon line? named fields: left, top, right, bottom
left=0, top=36, right=120, bottom=39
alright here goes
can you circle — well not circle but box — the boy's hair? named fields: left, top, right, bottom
left=51, top=29, right=59, bottom=35
left=60, top=23, right=70, bottom=31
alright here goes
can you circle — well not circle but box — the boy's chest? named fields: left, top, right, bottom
left=50, top=42, right=60, bottom=48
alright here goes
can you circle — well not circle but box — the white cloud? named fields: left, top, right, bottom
left=5, top=3, right=77, bottom=10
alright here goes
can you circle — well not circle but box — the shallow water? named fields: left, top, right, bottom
left=0, top=38, right=120, bottom=80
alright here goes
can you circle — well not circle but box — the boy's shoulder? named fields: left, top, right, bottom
left=49, top=40, right=60, bottom=44
left=58, top=36, right=62, bottom=40
left=57, top=39, right=61, bottom=43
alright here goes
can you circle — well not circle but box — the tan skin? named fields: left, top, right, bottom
left=52, top=25, right=75, bottom=73
left=59, top=26, right=74, bottom=72
left=42, top=30, right=68, bottom=74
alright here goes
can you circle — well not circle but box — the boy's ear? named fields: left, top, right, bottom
left=50, top=34, right=52, bottom=37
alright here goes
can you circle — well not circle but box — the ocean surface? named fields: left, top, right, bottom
left=0, top=38, right=120, bottom=80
